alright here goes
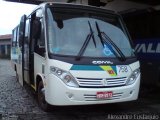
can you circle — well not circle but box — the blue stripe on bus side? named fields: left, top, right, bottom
left=70, top=65, right=103, bottom=71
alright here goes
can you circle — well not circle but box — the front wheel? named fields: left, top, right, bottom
left=38, top=81, right=51, bottom=112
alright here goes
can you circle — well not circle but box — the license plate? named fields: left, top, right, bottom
left=96, top=91, right=113, bottom=99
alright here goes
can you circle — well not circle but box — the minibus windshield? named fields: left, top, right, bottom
left=47, top=7, right=135, bottom=58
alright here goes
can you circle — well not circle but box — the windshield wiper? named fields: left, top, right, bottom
left=88, top=21, right=96, bottom=48
left=95, top=22, right=126, bottom=61
left=76, top=21, right=96, bottom=60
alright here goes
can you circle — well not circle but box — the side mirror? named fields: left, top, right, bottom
left=19, top=15, right=27, bottom=47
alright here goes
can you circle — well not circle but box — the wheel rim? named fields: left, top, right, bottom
left=39, top=88, right=45, bottom=104
left=38, top=84, right=48, bottom=110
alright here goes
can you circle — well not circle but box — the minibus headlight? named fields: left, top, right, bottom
left=50, top=66, right=79, bottom=87
left=126, top=69, right=140, bottom=85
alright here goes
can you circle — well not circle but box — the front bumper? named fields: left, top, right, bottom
left=45, top=74, right=140, bottom=106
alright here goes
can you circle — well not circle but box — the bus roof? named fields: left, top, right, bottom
left=36, top=2, right=117, bottom=15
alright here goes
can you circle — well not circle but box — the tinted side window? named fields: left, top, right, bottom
left=36, top=9, right=45, bottom=47
left=32, top=9, right=45, bottom=56
left=12, top=28, right=17, bottom=47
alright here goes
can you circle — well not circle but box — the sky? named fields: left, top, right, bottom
left=0, top=0, right=36, bottom=35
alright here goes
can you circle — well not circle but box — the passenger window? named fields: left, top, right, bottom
left=25, top=19, right=30, bottom=45
left=12, top=28, right=17, bottom=47
left=32, top=9, right=45, bottom=56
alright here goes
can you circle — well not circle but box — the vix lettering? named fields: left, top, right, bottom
left=134, top=39, right=160, bottom=60
left=135, top=43, right=160, bottom=53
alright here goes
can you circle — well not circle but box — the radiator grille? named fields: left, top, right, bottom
left=76, top=77, right=127, bottom=88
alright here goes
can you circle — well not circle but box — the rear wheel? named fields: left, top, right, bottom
left=38, top=81, right=51, bottom=112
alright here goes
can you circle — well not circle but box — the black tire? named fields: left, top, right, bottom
left=38, top=81, right=51, bottom=112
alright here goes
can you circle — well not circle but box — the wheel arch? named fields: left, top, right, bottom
left=35, top=74, right=44, bottom=92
